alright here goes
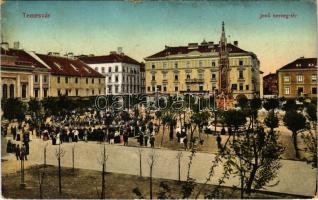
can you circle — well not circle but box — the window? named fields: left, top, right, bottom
left=2, top=84, right=8, bottom=99
left=312, top=87, right=317, bottom=94
left=147, top=87, right=151, bottom=92
left=115, top=66, right=118, bottom=72
left=86, top=78, right=88, bottom=84
left=115, top=85, right=118, bottom=93
left=57, top=76, right=60, bottom=83
left=175, top=75, right=178, bottom=81
left=199, top=85, right=203, bottom=91
left=174, top=62, right=178, bottom=69
left=95, top=67, right=98, bottom=71
left=65, top=90, right=68, bottom=96
left=187, top=86, right=190, bottom=92
left=239, top=60, right=243, bottom=66
left=34, top=89, right=39, bottom=98
left=175, top=86, right=178, bottom=91
left=65, top=77, right=68, bottom=84
left=312, top=75, right=317, bottom=82
left=43, top=89, right=48, bottom=97
left=246, top=85, right=249, bottom=90
left=34, top=75, right=39, bottom=83
left=75, top=78, right=78, bottom=84
left=198, top=73, right=203, bottom=79
left=163, top=86, right=167, bottom=92
left=115, top=76, right=118, bottom=82
left=152, top=75, right=155, bottom=81
left=284, top=76, right=290, bottom=83
left=108, top=76, right=112, bottom=83
left=284, top=87, right=290, bottom=95
left=163, top=62, right=167, bottom=69
left=239, top=83, right=243, bottom=91
left=186, top=74, right=191, bottom=79
left=43, top=75, right=47, bottom=83
left=297, top=75, right=303, bottom=83
left=297, top=87, right=304, bottom=95
left=57, top=89, right=61, bottom=96
left=76, top=89, right=79, bottom=96
left=152, top=86, right=156, bottom=92
left=92, top=78, right=94, bottom=84
left=108, top=85, right=112, bottom=93
left=151, top=64, right=155, bottom=70
left=212, top=73, right=216, bottom=80
left=108, top=67, right=112, bottom=73
left=92, top=89, right=95, bottom=95
left=231, top=84, right=237, bottom=91
left=212, top=61, right=215, bottom=67
left=239, top=70, right=244, bottom=79
left=157, top=85, right=162, bottom=92
left=101, top=67, right=105, bottom=73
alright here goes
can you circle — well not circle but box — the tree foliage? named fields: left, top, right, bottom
left=1, top=98, right=27, bottom=122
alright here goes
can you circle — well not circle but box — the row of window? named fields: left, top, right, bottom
left=283, top=74, right=317, bottom=83
left=57, top=77, right=104, bottom=84
left=151, top=60, right=245, bottom=70
left=107, top=85, right=140, bottom=94
left=94, top=66, right=139, bottom=74
left=57, top=88, right=103, bottom=96
left=34, top=75, right=48, bottom=83
left=151, top=71, right=244, bottom=81
left=284, top=87, right=317, bottom=95
left=107, top=75, right=140, bottom=84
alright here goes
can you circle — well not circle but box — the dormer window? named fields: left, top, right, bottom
left=84, top=67, right=91, bottom=73
left=70, top=64, right=79, bottom=71
left=54, top=62, right=63, bottom=70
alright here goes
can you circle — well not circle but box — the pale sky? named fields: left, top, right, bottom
left=1, top=0, right=317, bottom=75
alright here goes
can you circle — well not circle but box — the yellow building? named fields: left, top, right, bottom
left=35, top=53, right=105, bottom=97
left=144, top=23, right=261, bottom=99
left=277, top=57, right=317, bottom=98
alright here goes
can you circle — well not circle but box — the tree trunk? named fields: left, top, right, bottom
left=246, top=166, right=258, bottom=195
left=178, top=157, right=181, bottom=182
left=139, top=152, right=142, bottom=177
left=149, top=167, right=153, bottom=199
left=160, top=126, right=165, bottom=147
left=293, top=132, right=300, bottom=159
left=101, top=162, right=105, bottom=199
left=58, top=157, right=62, bottom=195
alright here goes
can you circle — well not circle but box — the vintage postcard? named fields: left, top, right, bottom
left=0, top=0, right=317, bottom=199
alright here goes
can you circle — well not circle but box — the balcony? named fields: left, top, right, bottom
left=185, top=78, right=204, bottom=84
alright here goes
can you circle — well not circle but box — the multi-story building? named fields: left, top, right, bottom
left=144, top=23, right=261, bottom=99
left=263, top=73, right=278, bottom=96
left=34, top=53, right=105, bottom=97
left=1, top=44, right=50, bottom=100
left=277, top=57, right=317, bottom=98
left=78, top=49, right=143, bottom=95
left=140, top=62, right=146, bottom=94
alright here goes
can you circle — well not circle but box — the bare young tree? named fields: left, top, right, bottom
left=97, top=143, right=109, bottom=199
left=138, top=147, right=143, bottom=177
left=148, top=149, right=157, bottom=199
left=55, top=144, right=66, bottom=195
left=72, top=144, right=75, bottom=173
left=43, top=143, right=48, bottom=168
left=176, top=150, right=183, bottom=182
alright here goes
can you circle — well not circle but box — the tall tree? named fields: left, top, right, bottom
left=55, top=144, right=66, bottom=195
left=283, top=111, right=306, bottom=159
left=264, top=110, right=279, bottom=134
left=1, top=98, right=27, bottom=122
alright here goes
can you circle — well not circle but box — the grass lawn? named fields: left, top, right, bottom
left=1, top=162, right=304, bottom=199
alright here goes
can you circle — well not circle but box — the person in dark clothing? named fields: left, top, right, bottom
left=123, top=133, right=129, bottom=146
left=216, top=134, right=222, bottom=151
left=139, top=133, right=144, bottom=146
left=150, top=136, right=155, bottom=148
left=15, top=144, right=20, bottom=160
left=221, top=127, right=226, bottom=135
left=144, top=134, right=149, bottom=146
left=183, top=137, right=188, bottom=150
left=20, top=144, right=27, bottom=161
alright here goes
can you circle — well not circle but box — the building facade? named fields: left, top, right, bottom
left=277, top=57, right=317, bottom=98
left=1, top=45, right=50, bottom=100
left=263, top=73, right=278, bottom=96
left=78, top=50, right=144, bottom=95
left=34, top=53, right=105, bottom=97
left=144, top=23, right=261, bottom=99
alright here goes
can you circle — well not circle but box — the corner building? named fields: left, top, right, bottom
left=144, top=23, right=261, bottom=99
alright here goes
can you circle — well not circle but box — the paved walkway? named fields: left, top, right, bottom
left=2, top=137, right=316, bottom=197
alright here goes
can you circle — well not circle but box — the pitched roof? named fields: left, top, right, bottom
left=278, top=57, right=317, bottom=71
left=145, top=43, right=248, bottom=59
left=78, top=53, right=141, bottom=65
left=36, top=53, right=105, bottom=78
left=1, top=48, right=47, bottom=69
left=263, top=73, right=277, bottom=80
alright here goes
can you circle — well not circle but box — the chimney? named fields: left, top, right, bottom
left=110, top=51, right=117, bottom=55
left=67, top=52, right=74, bottom=59
left=165, top=45, right=169, bottom=50
left=1, top=42, right=9, bottom=50
left=208, top=41, right=214, bottom=48
left=234, top=41, right=238, bottom=46
left=89, top=54, right=95, bottom=57
left=13, top=41, right=20, bottom=49
left=188, top=43, right=198, bottom=49
left=117, top=47, right=123, bottom=55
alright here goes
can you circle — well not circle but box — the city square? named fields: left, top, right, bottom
left=1, top=0, right=317, bottom=199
